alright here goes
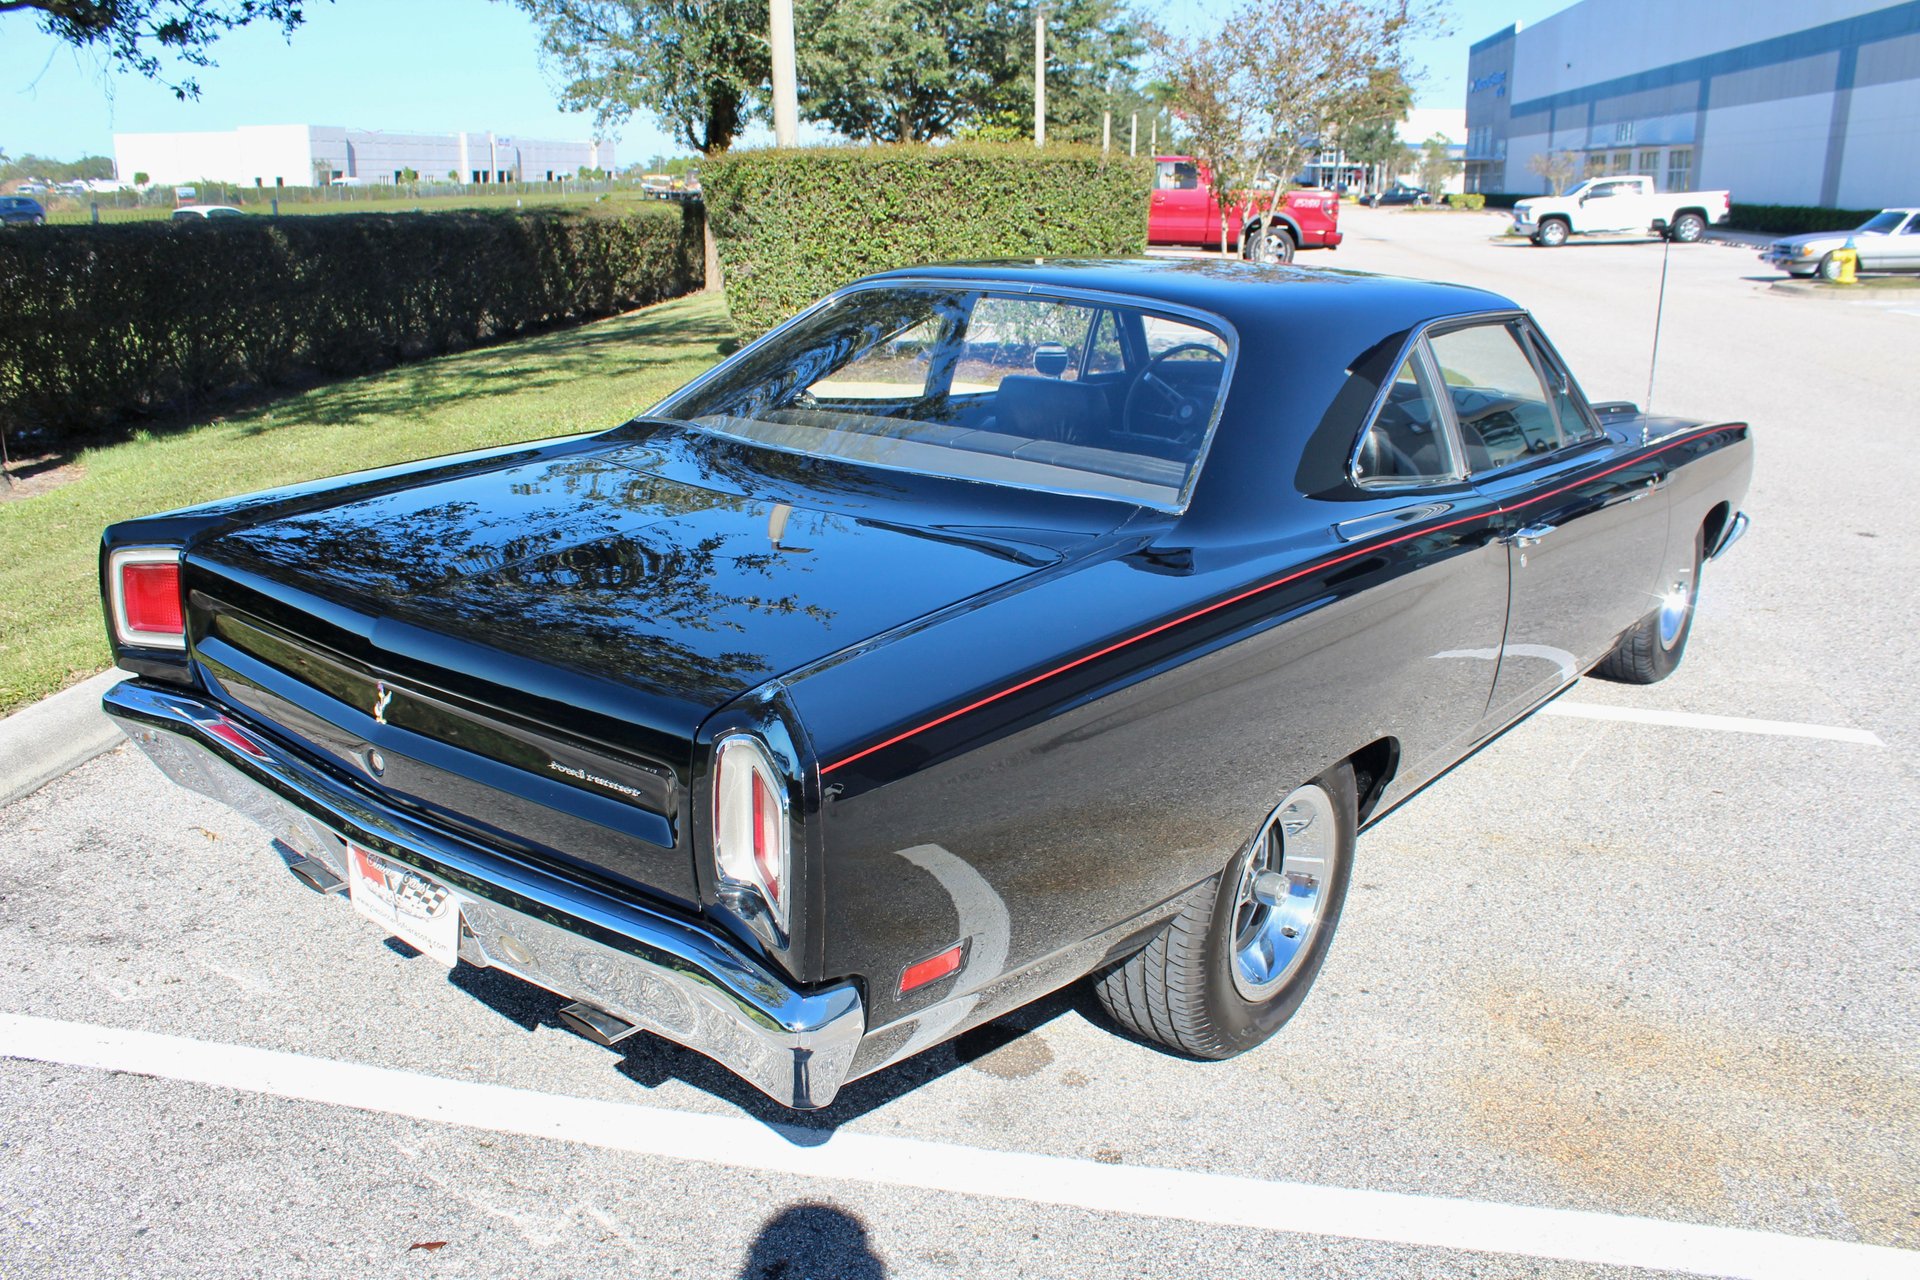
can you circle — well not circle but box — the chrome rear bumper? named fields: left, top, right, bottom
left=104, top=680, right=865, bottom=1109
left=1709, top=510, right=1750, bottom=560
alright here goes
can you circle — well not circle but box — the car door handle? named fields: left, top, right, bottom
left=1506, top=522, right=1556, bottom=548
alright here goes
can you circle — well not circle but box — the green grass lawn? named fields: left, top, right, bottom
left=0, top=291, right=731, bottom=716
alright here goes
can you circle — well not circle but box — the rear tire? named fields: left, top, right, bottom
left=1669, top=212, right=1706, bottom=243
left=1592, top=529, right=1703, bottom=684
left=1537, top=218, right=1570, bottom=247
left=1242, top=223, right=1296, bottom=264
left=1093, top=765, right=1355, bottom=1058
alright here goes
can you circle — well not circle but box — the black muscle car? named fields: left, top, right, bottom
left=101, top=260, right=1752, bottom=1109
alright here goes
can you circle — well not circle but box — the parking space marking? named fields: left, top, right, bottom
left=5, top=1013, right=1916, bottom=1280
left=1545, top=701, right=1886, bottom=745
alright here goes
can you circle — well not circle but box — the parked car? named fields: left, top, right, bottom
left=171, top=204, right=247, bottom=220
left=0, top=195, right=46, bottom=226
left=1759, top=208, right=1920, bottom=280
left=1512, top=176, right=1731, bottom=246
left=1363, top=185, right=1432, bottom=208
left=1149, top=155, right=1342, bottom=262
left=101, top=260, right=1752, bottom=1110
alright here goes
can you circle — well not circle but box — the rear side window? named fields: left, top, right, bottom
left=1355, top=354, right=1459, bottom=486
left=1426, top=323, right=1562, bottom=471
left=1156, top=161, right=1200, bottom=191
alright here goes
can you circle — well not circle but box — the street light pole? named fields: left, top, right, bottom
left=771, top=0, right=799, bottom=146
left=1033, top=5, right=1046, bottom=147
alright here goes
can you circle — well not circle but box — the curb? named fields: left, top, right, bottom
left=0, top=669, right=133, bottom=807
left=1766, top=278, right=1920, bottom=305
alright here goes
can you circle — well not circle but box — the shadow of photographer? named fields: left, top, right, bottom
left=738, top=1203, right=887, bottom=1280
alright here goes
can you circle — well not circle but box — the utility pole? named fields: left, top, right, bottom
left=1102, top=111, right=1111, bottom=157
left=1130, top=113, right=1137, bottom=156
left=1033, top=5, right=1046, bottom=148
left=1150, top=118, right=1158, bottom=153
left=771, top=0, right=799, bottom=146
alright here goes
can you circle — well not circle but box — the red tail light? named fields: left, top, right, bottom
left=108, top=548, right=186, bottom=650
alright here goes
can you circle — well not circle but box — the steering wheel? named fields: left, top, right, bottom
left=1122, top=343, right=1226, bottom=441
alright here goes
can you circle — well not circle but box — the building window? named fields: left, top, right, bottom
left=1637, top=149, right=1659, bottom=180
left=1666, top=147, right=1694, bottom=192
left=1609, top=150, right=1632, bottom=175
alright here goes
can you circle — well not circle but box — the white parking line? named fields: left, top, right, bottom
left=1545, top=701, right=1886, bottom=745
left=4, top=1013, right=1915, bottom=1280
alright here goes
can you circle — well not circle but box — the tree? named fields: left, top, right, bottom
left=506, top=0, right=770, bottom=154
left=1156, top=26, right=1252, bottom=253
left=1526, top=148, right=1578, bottom=195
left=1158, top=0, right=1426, bottom=251
left=1415, top=134, right=1458, bottom=195
left=3, top=0, right=321, bottom=100
left=1330, top=66, right=1411, bottom=192
left=133, top=170, right=151, bottom=186
left=509, top=0, right=1149, bottom=150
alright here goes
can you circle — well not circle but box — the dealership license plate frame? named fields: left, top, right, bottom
left=345, top=842, right=461, bottom=968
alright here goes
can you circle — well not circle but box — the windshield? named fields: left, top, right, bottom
left=654, top=285, right=1234, bottom=509
left=1858, top=211, right=1905, bottom=233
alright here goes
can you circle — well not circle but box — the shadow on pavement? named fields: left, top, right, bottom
left=738, top=1203, right=887, bottom=1279
left=447, top=960, right=1096, bottom=1131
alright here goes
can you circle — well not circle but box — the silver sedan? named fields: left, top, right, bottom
left=1760, top=207, right=1920, bottom=279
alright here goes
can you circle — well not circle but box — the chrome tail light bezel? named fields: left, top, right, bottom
left=711, top=732, right=792, bottom=940
left=106, top=545, right=187, bottom=651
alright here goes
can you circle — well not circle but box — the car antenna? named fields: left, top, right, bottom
left=1642, top=232, right=1674, bottom=441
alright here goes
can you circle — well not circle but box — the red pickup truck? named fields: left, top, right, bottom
left=1148, top=155, right=1343, bottom=262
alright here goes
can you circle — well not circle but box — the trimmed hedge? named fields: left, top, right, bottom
left=1445, top=193, right=1487, bottom=210
left=1727, top=202, right=1880, bottom=235
left=0, top=203, right=702, bottom=443
left=703, top=144, right=1153, bottom=337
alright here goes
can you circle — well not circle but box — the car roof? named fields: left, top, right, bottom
left=859, top=258, right=1515, bottom=334
left=855, top=259, right=1527, bottom=533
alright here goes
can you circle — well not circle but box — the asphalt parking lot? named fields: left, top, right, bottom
left=3, top=207, right=1916, bottom=1280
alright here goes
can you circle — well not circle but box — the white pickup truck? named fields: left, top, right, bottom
left=1512, top=176, right=1732, bottom=247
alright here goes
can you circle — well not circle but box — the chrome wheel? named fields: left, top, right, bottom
left=1229, top=783, right=1339, bottom=1002
left=1243, top=225, right=1294, bottom=264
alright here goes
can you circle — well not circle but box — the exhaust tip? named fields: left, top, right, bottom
left=558, top=1001, right=641, bottom=1047
left=288, top=857, right=346, bottom=894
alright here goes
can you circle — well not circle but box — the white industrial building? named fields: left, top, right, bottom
left=1465, top=0, right=1920, bottom=206
left=113, top=125, right=615, bottom=188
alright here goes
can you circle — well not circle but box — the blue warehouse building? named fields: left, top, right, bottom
left=1465, top=0, right=1920, bottom=206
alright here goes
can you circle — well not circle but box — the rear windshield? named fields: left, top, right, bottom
left=653, top=285, right=1234, bottom=508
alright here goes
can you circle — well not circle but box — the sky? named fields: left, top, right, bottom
left=1, top=0, right=1576, bottom=163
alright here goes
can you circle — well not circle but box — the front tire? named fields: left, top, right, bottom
left=1093, top=766, right=1355, bottom=1058
left=1537, top=218, right=1570, bottom=247
left=1669, top=212, right=1706, bottom=243
left=1818, top=253, right=1846, bottom=282
left=1592, top=529, right=1702, bottom=684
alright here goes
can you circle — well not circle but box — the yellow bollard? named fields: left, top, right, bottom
left=1832, top=246, right=1858, bottom=284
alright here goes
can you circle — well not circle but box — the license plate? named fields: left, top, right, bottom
left=346, top=843, right=460, bottom=968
